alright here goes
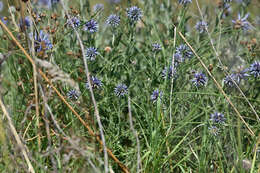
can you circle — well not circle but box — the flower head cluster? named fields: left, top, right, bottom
left=34, top=30, right=53, bottom=52
left=208, top=126, right=219, bottom=136
left=191, top=72, right=208, bottom=87
left=93, top=4, right=104, bottom=12
left=84, top=19, right=98, bottom=33
left=232, top=67, right=250, bottom=83
left=232, top=13, right=251, bottom=31
left=106, top=14, right=120, bottom=27
left=248, top=61, right=260, bottom=78
left=152, top=43, right=162, bottom=52
left=195, top=20, right=208, bottom=34
left=176, top=44, right=193, bottom=60
left=162, top=66, right=177, bottom=79
left=210, top=112, right=225, bottom=123
left=223, top=74, right=236, bottom=87
left=178, top=0, right=192, bottom=5
left=126, top=6, right=142, bottom=23
left=173, top=52, right=184, bottom=66
left=85, top=47, right=98, bottom=61
left=114, top=84, right=128, bottom=97
left=69, top=16, right=80, bottom=28
left=151, top=89, right=163, bottom=103
left=86, top=76, right=103, bottom=89
left=67, top=89, right=80, bottom=100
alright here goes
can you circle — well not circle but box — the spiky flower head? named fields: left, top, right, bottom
left=232, top=13, right=251, bottom=31
left=114, top=84, right=128, bottom=97
left=85, top=47, right=98, bottom=61
left=191, top=72, right=208, bottom=87
left=210, top=112, right=225, bottom=123
left=126, top=6, right=143, bottom=23
left=178, top=0, right=192, bottom=5
left=19, top=16, right=31, bottom=29
left=86, top=76, right=103, bottom=89
left=152, top=43, right=162, bottom=52
left=69, top=16, right=80, bottom=28
left=208, top=126, right=219, bottom=136
left=106, top=14, right=120, bottom=27
left=33, top=30, right=53, bottom=52
left=162, top=66, right=177, bottom=79
left=223, top=74, right=236, bottom=87
left=93, top=3, right=104, bottom=12
left=67, top=89, right=80, bottom=100
left=150, top=89, right=163, bottom=103
left=195, top=20, right=208, bottom=34
left=84, top=19, right=98, bottom=33
left=248, top=61, right=260, bottom=78
left=176, top=44, right=193, bottom=60
left=232, top=66, right=250, bottom=83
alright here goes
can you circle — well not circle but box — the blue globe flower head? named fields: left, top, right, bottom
left=84, top=19, right=98, bottom=33
left=126, top=6, right=143, bottom=23
left=191, top=72, right=208, bottom=87
left=85, top=47, right=98, bottom=61
left=248, top=61, right=260, bottom=78
left=86, top=76, right=103, bottom=89
left=232, top=13, right=251, bottom=31
left=173, top=52, right=184, bottom=66
left=176, top=44, right=193, bottom=60
left=223, top=74, right=236, bottom=87
left=114, top=84, right=128, bottom=97
left=232, top=66, right=250, bottom=84
left=106, top=14, right=120, bottom=28
left=1, top=17, right=8, bottom=25
left=210, top=112, right=225, bottom=123
left=195, top=20, right=208, bottom=34
left=162, top=65, right=177, bottom=79
left=67, top=89, right=80, bottom=100
left=93, top=4, right=104, bottom=12
left=34, top=30, right=53, bottom=52
left=19, top=16, right=31, bottom=29
left=208, top=126, right=219, bottom=136
left=150, top=89, right=163, bottom=103
left=69, top=16, right=80, bottom=28
left=178, top=0, right=192, bottom=5
left=152, top=43, right=162, bottom=52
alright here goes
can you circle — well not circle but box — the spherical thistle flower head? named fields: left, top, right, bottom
left=210, top=112, right=225, bottom=123
left=86, top=76, right=103, bottom=89
left=69, top=16, right=80, bottom=28
left=151, top=89, right=163, bottom=103
left=93, top=3, right=104, bottom=12
left=162, top=66, right=177, bottom=79
left=152, top=43, right=162, bottom=52
left=208, top=126, right=219, bottom=136
left=114, top=84, right=128, bottom=97
left=19, top=16, right=31, bottom=29
left=249, top=61, right=260, bottom=78
left=178, top=0, right=192, bottom=5
left=85, top=47, right=98, bottom=61
left=33, top=30, right=53, bottom=52
left=232, top=66, right=250, bottom=84
left=191, top=72, right=208, bottom=87
left=232, top=13, right=251, bottom=31
left=223, top=74, right=236, bottom=87
left=195, top=20, right=208, bottom=34
left=176, top=44, right=193, bottom=60
left=1, top=17, right=8, bottom=25
left=0, top=1, right=4, bottom=12
left=67, top=89, right=80, bottom=100
left=84, top=19, right=98, bottom=33
left=106, top=14, right=120, bottom=28
left=126, top=6, right=143, bottom=23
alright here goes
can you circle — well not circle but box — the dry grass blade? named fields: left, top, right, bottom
left=0, top=19, right=129, bottom=173
left=0, top=93, right=35, bottom=173
left=176, top=28, right=255, bottom=137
